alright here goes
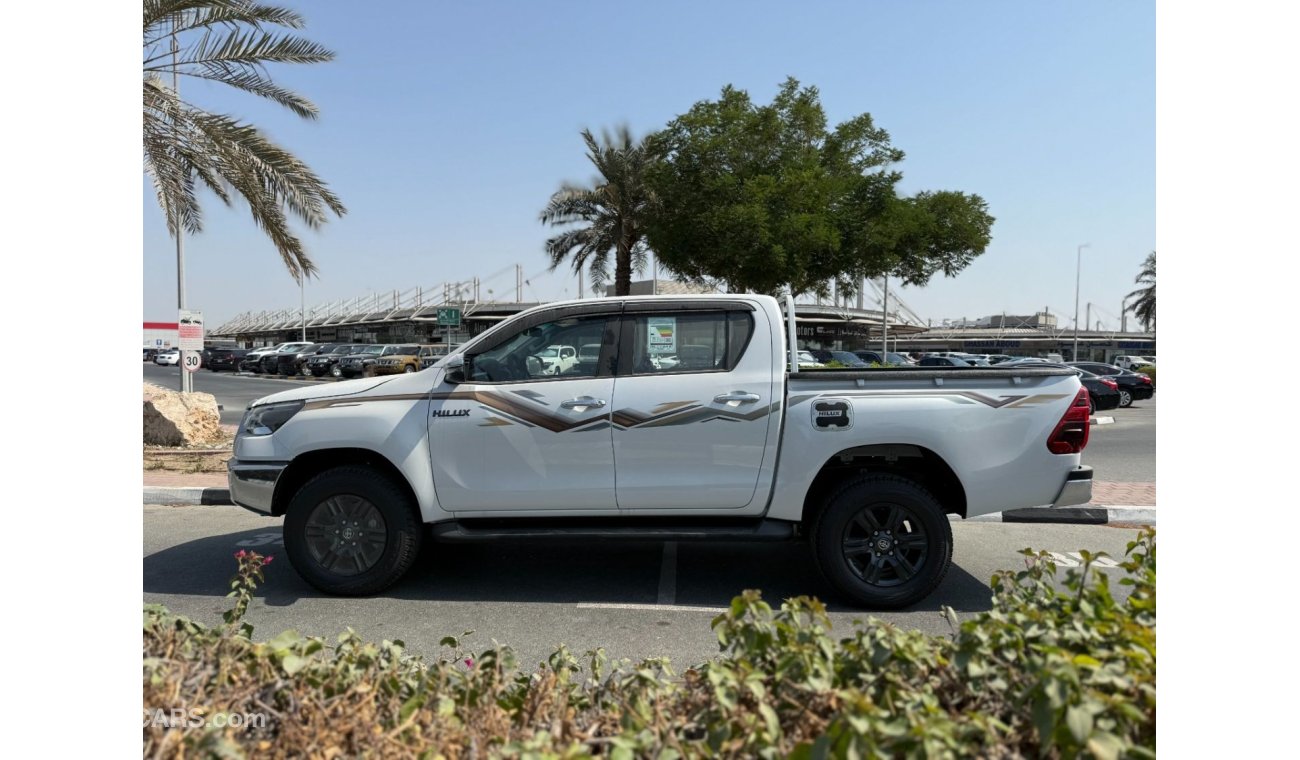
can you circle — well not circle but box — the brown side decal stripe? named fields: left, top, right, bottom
left=786, top=390, right=1069, bottom=408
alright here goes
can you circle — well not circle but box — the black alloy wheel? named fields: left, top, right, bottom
left=811, top=473, right=953, bottom=609
left=840, top=502, right=929, bottom=587
left=284, top=466, right=423, bottom=595
left=303, top=495, right=389, bottom=576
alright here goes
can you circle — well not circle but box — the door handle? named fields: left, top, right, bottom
left=713, top=391, right=761, bottom=406
left=560, top=396, right=607, bottom=410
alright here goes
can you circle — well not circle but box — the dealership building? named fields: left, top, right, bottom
left=204, top=277, right=1153, bottom=364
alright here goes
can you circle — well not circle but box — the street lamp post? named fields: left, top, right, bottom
left=1073, top=244, right=1089, bottom=361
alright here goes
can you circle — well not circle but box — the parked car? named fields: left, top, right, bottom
left=419, top=345, right=461, bottom=371
left=143, top=347, right=159, bottom=362
left=986, top=355, right=1016, bottom=364
left=918, top=355, right=971, bottom=367
left=1002, top=360, right=1120, bottom=414
left=306, top=344, right=363, bottom=377
left=207, top=348, right=248, bottom=372
left=1068, top=362, right=1155, bottom=408
left=531, top=344, right=579, bottom=375
left=275, top=344, right=337, bottom=376
left=259, top=343, right=315, bottom=374
left=373, top=345, right=440, bottom=375
left=335, top=344, right=388, bottom=378
left=154, top=349, right=180, bottom=366
left=227, top=294, right=1092, bottom=609
left=854, top=351, right=914, bottom=366
left=240, top=343, right=292, bottom=373
left=256, top=342, right=314, bottom=374
left=796, top=350, right=824, bottom=368
left=1114, top=355, right=1156, bottom=371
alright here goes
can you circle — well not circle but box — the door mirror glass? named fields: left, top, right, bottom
left=443, top=354, right=466, bottom=384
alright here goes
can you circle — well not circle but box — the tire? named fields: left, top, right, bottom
left=1118, top=389, right=1132, bottom=408
left=283, top=466, right=423, bottom=596
left=403, top=364, right=416, bottom=374
left=1089, top=397, right=1097, bottom=415
left=810, top=473, right=953, bottom=609
left=331, top=366, right=342, bottom=378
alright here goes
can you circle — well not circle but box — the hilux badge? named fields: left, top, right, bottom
left=811, top=399, right=852, bottom=430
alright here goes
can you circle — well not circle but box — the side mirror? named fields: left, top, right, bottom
left=444, top=354, right=467, bottom=384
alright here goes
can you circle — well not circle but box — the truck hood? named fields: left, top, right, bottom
left=249, top=376, right=399, bottom=408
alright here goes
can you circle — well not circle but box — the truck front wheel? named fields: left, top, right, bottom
left=810, top=474, right=953, bottom=609
left=283, top=466, right=423, bottom=596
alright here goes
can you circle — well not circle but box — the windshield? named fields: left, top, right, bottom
left=537, top=348, right=559, bottom=357
left=357, top=345, right=384, bottom=355
left=381, top=345, right=419, bottom=356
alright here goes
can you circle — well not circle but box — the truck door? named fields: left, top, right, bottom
left=428, top=309, right=620, bottom=512
left=610, top=302, right=779, bottom=510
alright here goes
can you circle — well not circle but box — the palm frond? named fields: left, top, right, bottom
left=144, top=0, right=344, bottom=279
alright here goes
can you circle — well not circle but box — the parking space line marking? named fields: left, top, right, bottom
left=657, top=541, right=677, bottom=605
left=577, top=602, right=726, bottom=614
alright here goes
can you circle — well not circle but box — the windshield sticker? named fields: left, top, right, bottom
left=647, top=317, right=676, bottom=353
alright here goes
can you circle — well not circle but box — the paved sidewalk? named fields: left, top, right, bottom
left=1090, top=481, right=1156, bottom=506
left=144, top=471, right=227, bottom=488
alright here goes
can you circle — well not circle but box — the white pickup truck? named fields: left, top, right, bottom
left=229, top=295, right=1093, bottom=608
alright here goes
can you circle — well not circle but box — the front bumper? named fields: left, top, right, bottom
left=227, top=459, right=289, bottom=516
left=1051, top=466, right=1094, bottom=507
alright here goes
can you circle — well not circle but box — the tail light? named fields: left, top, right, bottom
left=1100, top=378, right=1118, bottom=390
left=1047, top=387, right=1091, bottom=454
left=1139, top=375, right=1152, bottom=384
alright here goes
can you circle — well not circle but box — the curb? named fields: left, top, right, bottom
left=1090, top=416, right=1115, bottom=425
left=958, top=505, right=1154, bottom=525
left=144, top=487, right=232, bottom=505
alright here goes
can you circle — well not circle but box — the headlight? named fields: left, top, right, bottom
left=240, top=401, right=305, bottom=436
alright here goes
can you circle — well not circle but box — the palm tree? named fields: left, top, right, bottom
left=1126, top=251, right=1156, bottom=331
left=143, top=0, right=346, bottom=281
left=540, top=127, right=654, bottom=296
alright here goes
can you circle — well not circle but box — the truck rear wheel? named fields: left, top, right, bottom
left=283, top=466, right=423, bottom=596
left=810, top=474, right=953, bottom=609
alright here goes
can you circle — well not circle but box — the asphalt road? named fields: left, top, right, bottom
left=1081, top=395, right=1156, bottom=482
left=143, top=363, right=321, bottom=425
left=145, top=504, right=1145, bottom=670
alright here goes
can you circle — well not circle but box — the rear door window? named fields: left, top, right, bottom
left=619, top=311, right=753, bottom=375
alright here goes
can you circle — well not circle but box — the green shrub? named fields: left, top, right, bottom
left=1136, top=365, right=1155, bottom=386
left=144, top=532, right=1156, bottom=758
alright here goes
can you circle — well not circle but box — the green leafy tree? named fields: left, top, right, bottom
left=143, top=0, right=346, bottom=281
left=644, top=78, right=993, bottom=296
left=540, top=127, right=655, bottom=296
left=1126, top=251, right=1156, bottom=331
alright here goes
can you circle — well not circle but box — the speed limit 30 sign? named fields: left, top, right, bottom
left=182, top=352, right=203, bottom=373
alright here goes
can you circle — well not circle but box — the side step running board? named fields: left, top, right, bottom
left=430, top=518, right=796, bottom=543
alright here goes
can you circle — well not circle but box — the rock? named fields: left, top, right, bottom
left=143, top=383, right=226, bottom=446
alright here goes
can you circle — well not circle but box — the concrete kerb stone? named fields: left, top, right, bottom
left=144, top=487, right=232, bottom=506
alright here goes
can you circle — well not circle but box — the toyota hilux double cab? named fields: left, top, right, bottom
left=229, top=295, right=1093, bottom=609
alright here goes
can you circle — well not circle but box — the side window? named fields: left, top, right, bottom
left=468, top=315, right=612, bottom=383
left=623, top=311, right=753, bottom=375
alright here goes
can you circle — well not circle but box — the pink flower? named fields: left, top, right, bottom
left=464, top=658, right=474, bottom=669
left=235, top=550, right=247, bottom=559
left=263, top=556, right=274, bottom=565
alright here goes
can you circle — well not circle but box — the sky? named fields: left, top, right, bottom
left=142, top=0, right=1154, bottom=331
